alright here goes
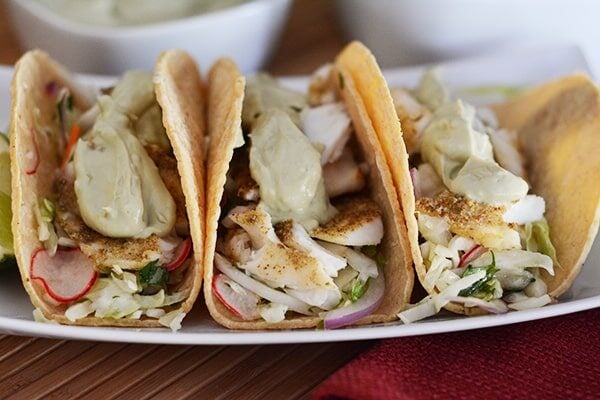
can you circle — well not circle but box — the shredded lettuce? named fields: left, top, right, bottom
left=65, top=271, right=187, bottom=324
left=159, top=309, right=185, bottom=331
left=258, top=303, right=288, bottom=323
left=530, top=218, right=559, bottom=266
left=350, top=278, right=368, bottom=302
left=34, top=198, right=58, bottom=256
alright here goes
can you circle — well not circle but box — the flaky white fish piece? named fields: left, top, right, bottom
left=229, top=205, right=280, bottom=249
left=301, top=102, right=352, bottom=165
left=239, top=242, right=339, bottom=292
left=311, top=197, right=384, bottom=246
left=416, top=191, right=521, bottom=250
left=323, top=146, right=366, bottom=198
left=275, top=220, right=346, bottom=277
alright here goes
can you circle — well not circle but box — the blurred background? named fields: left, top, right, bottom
left=1, top=0, right=599, bottom=75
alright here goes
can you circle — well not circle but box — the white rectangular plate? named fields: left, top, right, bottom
left=1, top=44, right=599, bottom=345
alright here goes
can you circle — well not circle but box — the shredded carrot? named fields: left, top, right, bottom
left=61, top=124, right=81, bottom=169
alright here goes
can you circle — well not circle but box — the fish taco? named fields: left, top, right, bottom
left=10, top=50, right=205, bottom=328
left=197, top=42, right=414, bottom=329
left=384, top=69, right=600, bottom=322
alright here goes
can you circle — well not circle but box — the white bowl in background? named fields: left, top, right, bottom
left=7, top=0, right=292, bottom=74
left=335, top=0, right=600, bottom=74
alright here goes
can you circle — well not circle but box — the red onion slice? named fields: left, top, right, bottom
left=323, top=271, right=385, bottom=329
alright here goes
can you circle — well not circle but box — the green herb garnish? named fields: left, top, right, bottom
left=138, top=260, right=169, bottom=294
left=459, top=252, right=499, bottom=300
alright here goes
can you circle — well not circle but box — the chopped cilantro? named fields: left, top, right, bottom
left=459, top=252, right=499, bottom=300
left=138, top=260, right=169, bottom=294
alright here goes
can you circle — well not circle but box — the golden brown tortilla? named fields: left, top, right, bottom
left=202, top=46, right=414, bottom=329
left=10, top=50, right=205, bottom=326
left=336, top=42, right=422, bottom=290
left=494, top=74, right=600, bottom=297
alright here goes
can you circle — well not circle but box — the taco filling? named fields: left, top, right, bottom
left=212, top=69, right=388, bottom=328
left=394, top=70, right=558, bottom=323
left=31, top=72, right=192, bottom=329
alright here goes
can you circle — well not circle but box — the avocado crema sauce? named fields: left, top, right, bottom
left=394, top=69, right=558, bottom=323
left=33, top=71, right=191, bottom=329
left=212, top=71, right=387, bottom=327
left=34, top=0, right=247, bottom=26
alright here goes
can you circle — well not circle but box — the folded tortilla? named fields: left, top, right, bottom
left=201, top=43, right=414, bottom=329
left=392, top=73, right=600, bottom=315
left=10, top=50, right=205, bottom=326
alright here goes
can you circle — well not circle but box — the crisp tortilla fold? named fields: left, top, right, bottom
left=494, top=74, right=600, bottom=298
left=203, top=45, right=414, bottom=329
left=10, top=50, right=205, bottom=326
left=395, top=73, right=600, bottom=315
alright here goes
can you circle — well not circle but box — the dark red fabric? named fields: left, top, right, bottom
left=313, top=308, right=600, bottom=400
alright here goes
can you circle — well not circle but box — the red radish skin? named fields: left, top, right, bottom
left=25, top=129, right=40, bottom=175
left=458, top=245, right=486, bottom=268
left=30, top=248, right=97, bottom=303
left=212, top=273, right=259, bottom=320
left=165, top=238, right=192, bottom=272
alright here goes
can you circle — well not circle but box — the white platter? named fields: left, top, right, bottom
left=0, top=44, right=599, bottom=345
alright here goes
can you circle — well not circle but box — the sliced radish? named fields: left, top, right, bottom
left=212, top=273, right=260, bottom=320
left=458, top=245, right=486, bottom=268
left=30, top=247, right=97, bottom=303
left=165, top=238, right=192, bottom=272
left=25, top=129, right=40, bottom=175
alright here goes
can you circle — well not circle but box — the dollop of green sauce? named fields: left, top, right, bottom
left=73, top=71, right=176, bottom=238
left=242, top=74, right=307, bottom=129
left=249, top=109, right=336, bottom=231
left=421, top=100, right=529, bottom=204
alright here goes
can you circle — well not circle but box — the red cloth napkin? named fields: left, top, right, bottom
left=313, top=308, right=600, bottom=400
